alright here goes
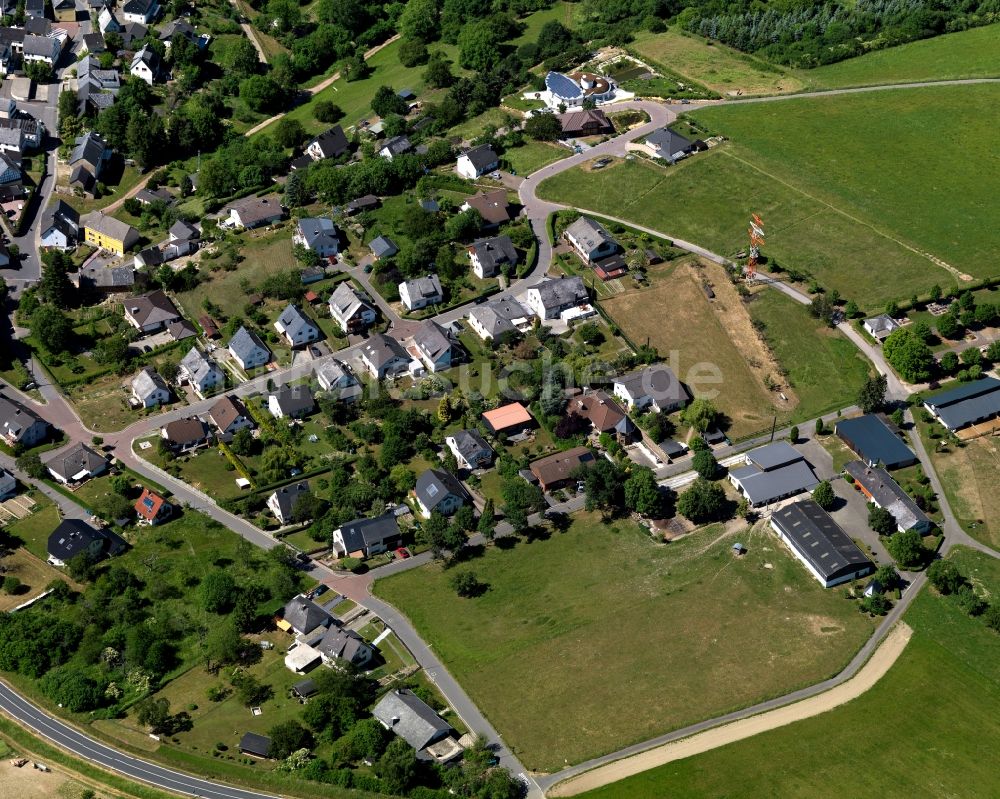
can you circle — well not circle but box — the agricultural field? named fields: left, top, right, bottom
left=748, top=289, right=871, bottom=423
left=374, top=513, right=875, bottom=771
left=631, top=28, right=805, bottom=96
left=802, top=23, right=1000, bottom=89
left=576, top=547, right=1000, bottom=799
left=600, top=261, right=792, bottom=440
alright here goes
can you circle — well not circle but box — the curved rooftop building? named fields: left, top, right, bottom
left=543, top=71, right=615, bottom=108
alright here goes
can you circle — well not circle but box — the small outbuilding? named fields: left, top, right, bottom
left=238, top=732, right=272, bottom=759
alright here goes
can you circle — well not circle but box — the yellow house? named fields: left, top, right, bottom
left=80, top=211, right=139, bottom=256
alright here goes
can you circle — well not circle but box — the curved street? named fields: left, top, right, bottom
left=2, top=78, right=1000, bottom=799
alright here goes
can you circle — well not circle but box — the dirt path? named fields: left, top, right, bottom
left=548, top=622, right=913, bottom=797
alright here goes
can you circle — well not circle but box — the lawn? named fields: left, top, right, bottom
left=600, top=261, right=787, bottom=440
left=576, top=546, right=1000, bottom=799
left=915, top=415, right=1000, bottom=549
left=5, top=498, right=60, bottom=561
left=501, top=140, right=569, bottom=176
left=748, top=288, right=871, bottom=423
left=63, top=167, right=146, bottom=216
left=802, top=23, right=1000, bottom=89
left=631, top=28, right=805, bottom=96
left=537, top=151, right=937, bottom=310
left=688, top=85, right=1000, bottom=291
left=373, top=513, right=874, bottom=771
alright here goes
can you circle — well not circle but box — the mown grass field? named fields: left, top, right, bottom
left=631, top=28, right=804, bottom=96
left=748, top=289, right=871, bottom=422
left=502, top=140, right=569, bottom=176
left=577, top=547, right=1000, bottom=799
left=802, top=23, right=1000, bottom=88
left=374, top=513, right=874, bottom=771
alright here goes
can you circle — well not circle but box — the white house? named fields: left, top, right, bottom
left=524, top=276, right=588, bottom=321
left=359, top=334, right=409, bottom=379
left=129, top=45, right=165, bottom=85
left=456, top=144, right=498, bottom=180
left=178, top=347, right=224, bottom=398
left=399, top=274, right=442, bottom=312
left=227, top=326, right=271, bottom=370
left=274, top=304, right=320, bottom=348
left=121, top=0, right=159, bottom=25
left=612, top=365, right=690, bottom=413
left=131, top=367, right=170, bottom=408
left=267, top=481, right=310, bottom=524
left=863, top=314, right=900, bottom=343
left=411, top=320, right=455, bottom=373
left=328, top=282, right=377, bottom=334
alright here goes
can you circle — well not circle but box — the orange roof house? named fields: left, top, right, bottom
left=135, top=488, right=172, bottom=525
left=482, top=403, right=534, bottom=435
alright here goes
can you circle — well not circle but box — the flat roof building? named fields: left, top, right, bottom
left=770, top=499, right=874, bottom=588
left=835, top=414, right=916, bottom=470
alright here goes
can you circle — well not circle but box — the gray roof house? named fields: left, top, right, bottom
left=564, top=216, right=618, bottom=263
left=122, top=289, right=179, bottom=333
left=456, top=144, right=498, bottom=179
left=359, top=333, right=410, bottom=378
left=239, top=733, right=272, bottom=759
left=613, top=365, right=690, bottom=413
left=467, top=296, right=532, bottom=341
left=69, top=132, right=111, bottom=191
left=378, top=135, right=412, bottom=160
left=445, top=429, right=494, bottom=471
left=328, top=282, right=377, bottom=334
left=332, top=512, right=402, bottom=559
left=845, top=461, right=934, bottom=534
left=279, top=592, right=333, bottom=636
left=228, top=326, right=271, bottom=370
left=469, top=235, right=517, bottom=279
left=0, top=468, right=16, bottom=500
left=770, top=500, right=875, bottom=588
left=411, top=320, right=456, bottom=373
left=415, top=468, right=469, bottom=518
left=308, top=625, right=374, bottom=668
left=130, top=44, right=165, bottom=85
left=267, top=481, right=312, bottom=525
left=169, top=219, right=199, bottom=242
left=45, top=443, right=109, bottom=485
left=179, top=347, right=224, bottom=397
left=369, top=234, right=398, bottom=260
left=315, top=360, right=362, bottom=401
left=131, top=367, right=171, bottom=408
left=524, top=276, right=589, bottom=321
left=728, top=442, right=819, bottom=507
left=399, top=274, right=443, bottom=312
left=274, top=304, right=320, bottom=348
left=294, top=217, right=340, bottom=258
left=862, top=314, right=900, bottom=343
left=0, top=395, right=49, bottom=448
left=373, top=689, right=452, bottom=751
left=305, top=126, right=349, bottom=160
left=226, top=195, right=284, bottom=229
left=645, top=127, right=694, bottom=162
left=79, top=263, right=136, bottom=294
left=47, top=518, right=127, bottom=568
left=268, top=385, right=315, bottom=419
left=39, top=199, right=79, bottom=250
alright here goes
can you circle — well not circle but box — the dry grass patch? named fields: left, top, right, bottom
left=926, top=433, right=1000, bottom=549
left=0, top=549, right=78, bottom=611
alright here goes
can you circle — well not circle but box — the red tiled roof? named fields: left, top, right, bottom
left=135, top=487, right=168, bottom=521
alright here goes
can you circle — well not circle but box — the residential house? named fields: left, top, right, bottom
left=158, top=19, right=198, bottom=46
left=845, top=461, right=934, bottom=534
left=78, top=264, right=137, bottom=295
left=47, top=518, right=126, bottom=567
left=399, top=274, right=442, bottom=312
left=524, top=276, right=589, bottom=321
left=0, top=152, right=20, bottom=184
left=314, top=360, right=362, bottom=401
left=52, top=0, right=76, bottom=21
left=770, top=500, right=874, bottom=588
left=369, top=234, right=398, bottom=260
left=557, top=109, right=613, bottom=137
left=69, top=132, right=112, bottom=196
left=131, top=367, right=171, bottom=407
left=467, top=296, right=532, bottom=342
left=81, top=32, right=106, bottom=54
left=0, top=395, right=49, bottom=447
left=612, top=365, right=690, bottom=413
left=863, top=314, right=900, bottom=343
left=482, top=402, right=534, bottom=437
left=304, top=126, right=349, bottom=161
left=76, top=56, right=120, bottom=115
left=22, top=34, right=60, bottom=66
left=344, top=194, right=379, bottom=215
left=529, top=446, right=595, bottom=491
left=206, top=395, right=254, bottom=437
left=378, top=135, right=412, bottom=160
left=133, top=245, right=165, bottom=269
left=227, top=326, right=271, bottom=370
left=178, top=347, right=224, bottom=398
left=278, top=593, right=332, bottom=636
left=835, top=415, right=916, bottom=470
left=309, top=625, right=374, bottom=669
left=456, top=144, right=498, bottom=180
left=373, top=689, right=453, bottom=752
left=564, top=216, right=618, bottom=263
left=274, top=304, right=320, bottom=348
left=410, top=320, right=456, bottom=373
left=24, top=0, right=45, bottom=19
left=414, top=468, right=469, bottom=518
left=294, top=216, right=340, bottom=258
left=39, top=199, right=79, bottom=249
left=267, top=481, right=311, bottom=524
left=543, top=70, right=616, bottom=109
left=268, top=385, right=315, bottom=419
left=161, top=417, right=211, bottom=453
left=0, top=468, right=16, bottom=500
left=45, top=443, right=108, bottom=485
left=461, top=189, right=514, bottom=227
left=225, top=195, right=284, bottom=229
left=169, top=219, right=199, bottom=242
left=123, top=290, right=180, bottom=333
left=238, top=734, right=272, bottom=759
left=166, top=320, right=198, bottom=341
left=728, top=442, right=819, bottom=508
left=121, top=0, right=159, bottom=25
left=567, top=389, right=637, bottom=442
left=331, top=512, right=402, bottom=559
left=0, top=116, right=42, bottom=154
left=468, top=235, right=517, bottom=279
left=923, top=376, right=1000, bottom=432
left=81, top=211, right=138, bottom=255
left=328, top=282, right=377, bottom=334
left=359, top=333, right=409, bottom=378
left=445, top=429, right=494, bottom=470
left=134, top=487, right=172, bottom=525
left=645, top=127, right=694, bottom=162
left=300, top=265, right=325, bottom=285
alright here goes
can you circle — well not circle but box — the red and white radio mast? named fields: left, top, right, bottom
left=745, top=213, right=765, bottom=280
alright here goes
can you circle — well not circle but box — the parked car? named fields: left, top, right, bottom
left=395, top=547, right=411, bottom=559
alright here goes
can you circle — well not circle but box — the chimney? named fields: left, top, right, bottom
left=390, top=716, right=400, bottom=726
